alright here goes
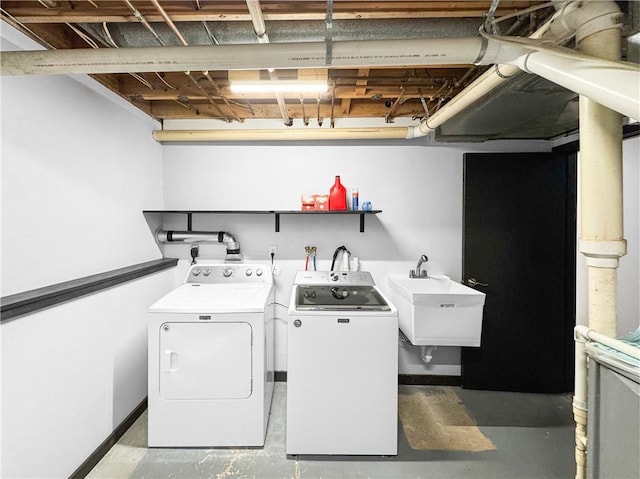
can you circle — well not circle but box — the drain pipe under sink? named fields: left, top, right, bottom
left=420, top=346, right=437, bottom=364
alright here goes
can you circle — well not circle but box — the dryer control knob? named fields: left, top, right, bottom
left=245, top=269, right=253, bottom=276
left=256, top=268, right=263, bottom=276
left=222, top=267, right=233, bottom=277
left=192, top=268, right=201, bottom=276
left=202, top=268, right=211, bottom=276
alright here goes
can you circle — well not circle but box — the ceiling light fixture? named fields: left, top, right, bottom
left=229, top=68, right=329, bottom=94
left=230, top=80, right=329, bottom=94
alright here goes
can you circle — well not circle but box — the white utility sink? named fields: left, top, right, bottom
left=387, top=274, right=486, bottom=347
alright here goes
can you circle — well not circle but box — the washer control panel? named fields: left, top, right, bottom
left=293, top=270, right=375, bottom=286
left=186, top=264, right=271, bottom=284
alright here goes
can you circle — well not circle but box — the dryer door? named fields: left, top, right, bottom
left=159, top=322, right=252, bottom=399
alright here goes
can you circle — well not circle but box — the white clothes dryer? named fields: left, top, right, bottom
left=148, top=263, right=274, bottom=447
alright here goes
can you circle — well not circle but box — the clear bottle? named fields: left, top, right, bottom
left=329, top=176, right=347, bottom=211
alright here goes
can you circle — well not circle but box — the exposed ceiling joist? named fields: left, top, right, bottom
left=3, top=0, right=636, bottom=140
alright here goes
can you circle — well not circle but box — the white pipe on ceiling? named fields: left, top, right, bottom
left=153, top=126, right=411, bottom=142
left=0, top=37, right=509, bottom=75
left=510, top=50, right=638, bottom=121
left=405, top=20, right=555, bottom=139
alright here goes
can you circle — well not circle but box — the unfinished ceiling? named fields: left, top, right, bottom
left=1, top=1, right=636, bottom=140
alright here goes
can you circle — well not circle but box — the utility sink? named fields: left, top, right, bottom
left=387, top=274, right=486, bottom=347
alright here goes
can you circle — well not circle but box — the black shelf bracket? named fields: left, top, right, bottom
left=271, top=210, right=380, bottom=233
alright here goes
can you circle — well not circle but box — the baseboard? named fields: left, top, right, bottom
left=398, top=374, right=461, bottom=386
left=69, top=397, right=147, bottom=479
left=275, top=371, right=461, bottom=386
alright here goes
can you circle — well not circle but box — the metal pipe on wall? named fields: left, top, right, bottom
left=156, top=230, right=243, bottom=262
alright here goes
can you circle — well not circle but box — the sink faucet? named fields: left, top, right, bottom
left=410, top=254, right=429, bottom=278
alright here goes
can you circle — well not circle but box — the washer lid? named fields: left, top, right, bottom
left=150, top=283, right=273, bottom=313
left=294, top=285, right=391, bottom=311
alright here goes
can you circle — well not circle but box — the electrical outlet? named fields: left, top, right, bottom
left=268, top=244, right=278, bottom=256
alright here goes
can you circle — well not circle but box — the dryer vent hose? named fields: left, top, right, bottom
left=156, top=230, right=242, bottom=262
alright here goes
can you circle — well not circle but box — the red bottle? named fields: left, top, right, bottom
left=329, top=176, right=347, bottom=211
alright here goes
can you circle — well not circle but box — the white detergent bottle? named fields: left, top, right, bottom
left=342, top=250, right=350, bottom=271
left=350, top=256, right=360, bottom=271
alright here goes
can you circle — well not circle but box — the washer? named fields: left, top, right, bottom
left=287, top=271, right=398, bottom=455
left=148, top=263, right=274, bottom=447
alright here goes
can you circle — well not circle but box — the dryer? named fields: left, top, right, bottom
left=148, top=263, right=274, bottom=447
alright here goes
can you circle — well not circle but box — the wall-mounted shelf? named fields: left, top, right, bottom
left=143, top=210, right=382, bottom=233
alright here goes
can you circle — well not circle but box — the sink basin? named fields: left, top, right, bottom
left=388, top=274, right=486, bottom=347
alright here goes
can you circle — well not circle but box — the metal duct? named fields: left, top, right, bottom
left=156, top=230, right=243, bottom=263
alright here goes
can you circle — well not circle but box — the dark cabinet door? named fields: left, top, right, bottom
left=462, top=152, right=576, bottom=393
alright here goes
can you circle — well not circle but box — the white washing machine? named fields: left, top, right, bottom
left=287, top=271, right=398, bottom=455
left=148, top=263, right=274, bottom=447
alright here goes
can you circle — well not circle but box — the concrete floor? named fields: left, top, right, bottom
left=87, top=383, right=575, bottom=479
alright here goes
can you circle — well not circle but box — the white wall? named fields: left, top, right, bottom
left=1, top=27, right=163, bottom=295
left=1, top=270, right=174, bottom=478
left=161, top=138, right=551, bottom=374
left=618, top=137, right=640, bottom=335
left=1, top=25, right=172, bottom=478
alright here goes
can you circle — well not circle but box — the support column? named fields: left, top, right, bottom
left=573, top=3, right=625, bottom=479
left=577, top=14, right=626, bottom=338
